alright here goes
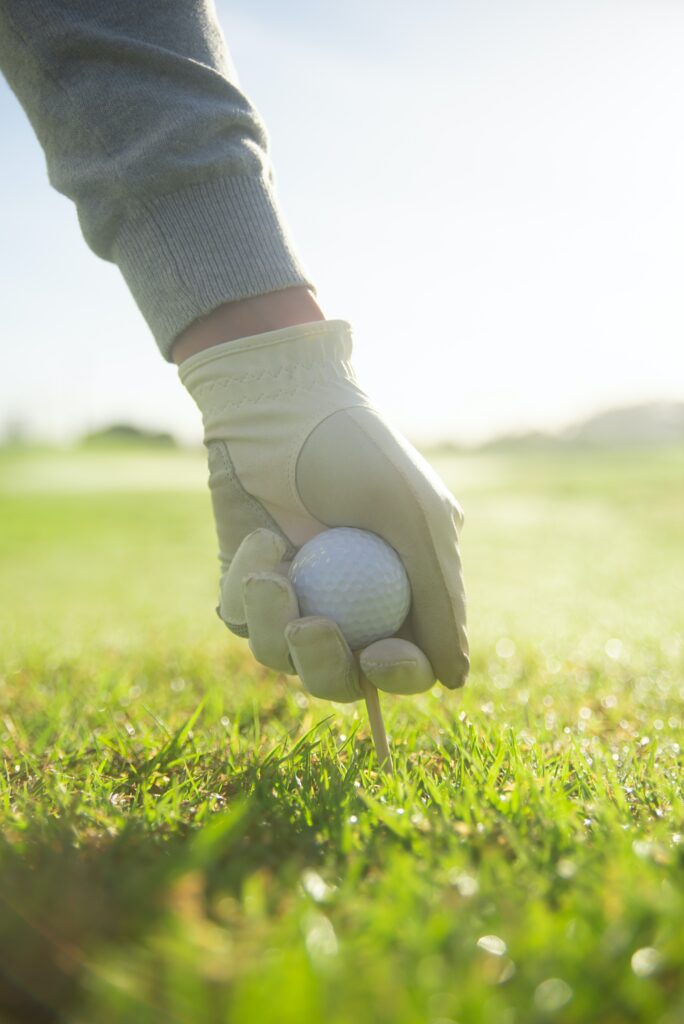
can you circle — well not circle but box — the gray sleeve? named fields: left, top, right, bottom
left=0, top=0, right=315, bottom=358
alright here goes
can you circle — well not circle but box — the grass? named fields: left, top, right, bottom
left=0, top=442, right=682, bottom=1023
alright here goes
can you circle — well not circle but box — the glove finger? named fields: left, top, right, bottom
left=221, top=528, right=288, bottom=632
left=285, top=616, right=363, bottom=703
left=360, top=638, right=435, bottom=695
left=242, top=572, right=300, bottom=674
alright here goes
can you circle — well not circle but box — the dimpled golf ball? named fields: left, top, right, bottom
left=288, top=527, right=411, bottom=649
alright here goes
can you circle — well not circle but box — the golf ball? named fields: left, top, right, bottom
left=289, top=527, right=411, bottom=649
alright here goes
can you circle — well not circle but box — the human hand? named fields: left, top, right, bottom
left=180, top=320, right=468, bottom=702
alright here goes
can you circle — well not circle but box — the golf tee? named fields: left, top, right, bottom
left=360, top=677, right=393, bottom=776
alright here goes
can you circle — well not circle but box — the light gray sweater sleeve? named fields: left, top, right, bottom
left=0, top=0, right=315, bottom=359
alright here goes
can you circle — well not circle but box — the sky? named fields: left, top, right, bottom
left=2, top=0, right=684, bottom=445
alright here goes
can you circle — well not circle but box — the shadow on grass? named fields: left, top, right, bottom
left=0, top=750, right=361, bottom=1024
left=0, top=819, right=183, bottom=1023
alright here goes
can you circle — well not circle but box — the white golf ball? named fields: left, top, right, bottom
left=288, top=527, right=411, bottom=649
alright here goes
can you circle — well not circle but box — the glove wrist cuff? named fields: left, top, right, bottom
left=179, top=318, right=352, bottom=373
left=179, top=319, right=365, bottom=436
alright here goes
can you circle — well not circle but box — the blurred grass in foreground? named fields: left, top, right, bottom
left=0, top=443, right=682, bottom=1024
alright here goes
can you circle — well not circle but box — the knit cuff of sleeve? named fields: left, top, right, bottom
left=112, top=173, right=317, bottom=361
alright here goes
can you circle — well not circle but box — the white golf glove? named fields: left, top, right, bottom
left=180, top=319, right=468, bottom=702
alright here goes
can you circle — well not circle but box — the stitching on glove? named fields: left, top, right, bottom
left=201, top=383, right=310, bottom=413
left=194, top=360, right=351, bottom=397
left=198, top=377, right=364, bottom=418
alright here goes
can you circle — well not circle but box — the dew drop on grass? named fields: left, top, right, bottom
left=631, top=947, right=662, bottom=977
left=301, top=869, right=334, bottom=903
left=304, top=912, right=338, bottom=960
left=556, top=859, right=577, bottom=879
left=476, top=934, right=507, bottom=956
left=449, top=871, right=478, bottom=897
left=534, top=978, right=573, bottom=1012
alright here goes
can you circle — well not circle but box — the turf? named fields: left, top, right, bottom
left=0, top=443, right=682, bottom=1024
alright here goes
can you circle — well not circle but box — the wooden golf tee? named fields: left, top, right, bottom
left=360, top=676, right=393, bottom=775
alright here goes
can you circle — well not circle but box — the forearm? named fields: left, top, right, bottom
left=0, top=0, right=315, bottom=356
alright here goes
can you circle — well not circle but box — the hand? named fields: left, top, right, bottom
left=180, top=319, right=468, bottom=702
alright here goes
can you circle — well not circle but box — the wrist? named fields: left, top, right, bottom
left=171, top=286, right=325, bottom=364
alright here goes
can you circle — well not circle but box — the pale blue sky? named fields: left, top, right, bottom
left=2, top=0, right=684, bottom=444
